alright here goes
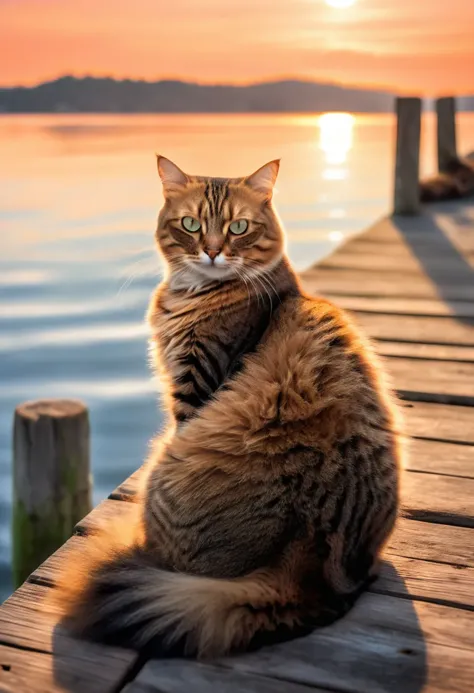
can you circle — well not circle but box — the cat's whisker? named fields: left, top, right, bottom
left=242, top=268, right=264, bottom=309
left=116, top=254, right=162, bottom=298
left=250, top=271, right=274, bottom=315
left=254, top=268, right=282, bottom=307
left=232, top=265, right=252, bottom=308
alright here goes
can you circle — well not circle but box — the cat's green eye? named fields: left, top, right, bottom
left=229, top=219, right=248, bottom=235
left=182, top=217, right=201, bottom=233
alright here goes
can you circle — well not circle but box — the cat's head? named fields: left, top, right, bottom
left=155, top=156, right=284, bottom=289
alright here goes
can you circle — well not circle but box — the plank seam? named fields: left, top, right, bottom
left=383, top=551, right=471, bottom=570
left=384, top=353, right=474, bottom=365
left=369, top=587, right=474, bottom=613
left=0, top=638, right=51, bottom=656
left=355, top=309, right=474, bottom=319
left=401, top=510, right=473, bottom=529
left=404, top=468, right=474, bottom=481
left=398, top=390, right=474, bottom=407
left=110, top=650, right=150, bottom=693
left=379, top=337, right=474, bottom=348
left=411, top=435, right=474, bottom=447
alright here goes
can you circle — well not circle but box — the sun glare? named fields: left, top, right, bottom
left=325, top=0, right=356, bottom=8
left=318, top=113, right=354, bottom=167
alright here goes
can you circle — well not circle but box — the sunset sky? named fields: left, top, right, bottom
left=2, top=0, right=474, bottom=95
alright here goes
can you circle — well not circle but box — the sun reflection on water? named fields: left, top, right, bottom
left=318, top=112, right=355, bottom=180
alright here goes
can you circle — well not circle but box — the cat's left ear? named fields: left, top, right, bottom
left=156, top=155, right=189, bottom=194
left=245, top=160, right=280, bottom=198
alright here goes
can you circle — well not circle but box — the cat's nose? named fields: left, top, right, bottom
left=205, top=249, right=219, bottom=261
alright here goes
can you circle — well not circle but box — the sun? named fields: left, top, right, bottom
left=325, top=0, right=356, bottom=8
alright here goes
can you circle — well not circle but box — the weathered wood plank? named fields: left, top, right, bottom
left=0, top=642, right=132, bottom=693
left=354, top=312, right=474, bottom=347
left=322, top=294, right=474, bottom=319
left=74, top=497, right=141, bottom=535
left=328, top=237, right=474, bottom=257
left=383, top=356, right=474, bottom=405
left=319, top=248, right=474, bottom=274
left=387, top=518, right=474, bottom=567
left=400, top=400, right=474, bottom=444
left=327, top=220, right=474, bottom=262
left=375, top=341, right=474, bottom=363
left=302, top=267, right=474, bottom=301
left=0, top=582, right=136, bottom=692
left=406, top=438, right=474, bottom=478
left=27, top=535, right=86, bottom=588
left=320, top=251, right=460, bottom=275
left=204, top=595, right=474, bottom=693
left=373, top=556, right=474, bottom=611
left=125, top=661, right=334, bottom=693
left=402, top=473, right=474, bottom=527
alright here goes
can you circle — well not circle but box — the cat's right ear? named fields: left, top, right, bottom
left=156, top=155, right=188, bottom=194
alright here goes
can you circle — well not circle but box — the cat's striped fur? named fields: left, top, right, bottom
left=56, top=157, right=401, bottom=658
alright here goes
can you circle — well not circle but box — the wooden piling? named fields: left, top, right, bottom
left=393, top=97, right=422, bottom=215
left=437, top=97, right=457, bottom=172
left=12, top=399, right=91, bottom=587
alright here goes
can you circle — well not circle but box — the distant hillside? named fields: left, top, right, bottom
left=458, top=96, right=474, bottom=111
left=0, top=76, right=397, bottom=113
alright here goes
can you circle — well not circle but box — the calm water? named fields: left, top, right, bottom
left=1, top=112, right=474, bottom=599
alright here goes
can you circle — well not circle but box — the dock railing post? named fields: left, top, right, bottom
left=393, top=96, right=422, bottom=216
left=436, top=96, right=458, bottom=172
left=12, top=399, right=92, bottom=587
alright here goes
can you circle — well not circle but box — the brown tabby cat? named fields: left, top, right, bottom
left=57, top=156, right=401, bottom=658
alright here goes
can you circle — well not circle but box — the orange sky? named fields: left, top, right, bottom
left=2, top=0, right=474, bottom=95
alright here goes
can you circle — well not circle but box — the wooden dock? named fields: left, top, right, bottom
left=1, top=199, right=473, bottom=692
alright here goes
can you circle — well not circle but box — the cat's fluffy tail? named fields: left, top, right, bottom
left=54, top=518, right=314, bottom=658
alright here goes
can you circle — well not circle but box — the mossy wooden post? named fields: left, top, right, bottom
left=437, top=97, right=457, bottom=173
left=393, top=96, right=422, bottom=216
left=12, top=399, right=91, bottom=587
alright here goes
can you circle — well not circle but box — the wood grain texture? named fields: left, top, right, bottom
left=124, top=661, right=334, bottom=693
left=383, top=356, right=474, bottom=405
left=406, top=438, right=474, bottom=478
left=302, top=267, right=474, bottom=301
left=202, top=594, right=474, bottom=693
left=375, top=341, right=474, bottom=363
left=373, top=557, right=474, bottom=611
left=0, top=643, right=132, bottom=693
left=0, top=582, right=136, bottom=692
left=387, top=518, right=474, bottom=567
left=12, top=399, right=91, bottom=587
left=320, top=294, right=474, bottom=319
left=402, top=473, right=474, bottom=528
left=400, top=401, right=474, bottom=444
left=353, top=312, right=474, bottom=347
left=74, top=497, right=140, bottom=535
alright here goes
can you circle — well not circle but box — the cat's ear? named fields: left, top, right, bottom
left=245, top=160, right=280, bottom=197
left=156, top=155, right=188, bottom=193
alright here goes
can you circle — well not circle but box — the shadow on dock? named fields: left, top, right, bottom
left=393, top=201, right=474, bottom=325
left=51, top=562, right=428, bottom=693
